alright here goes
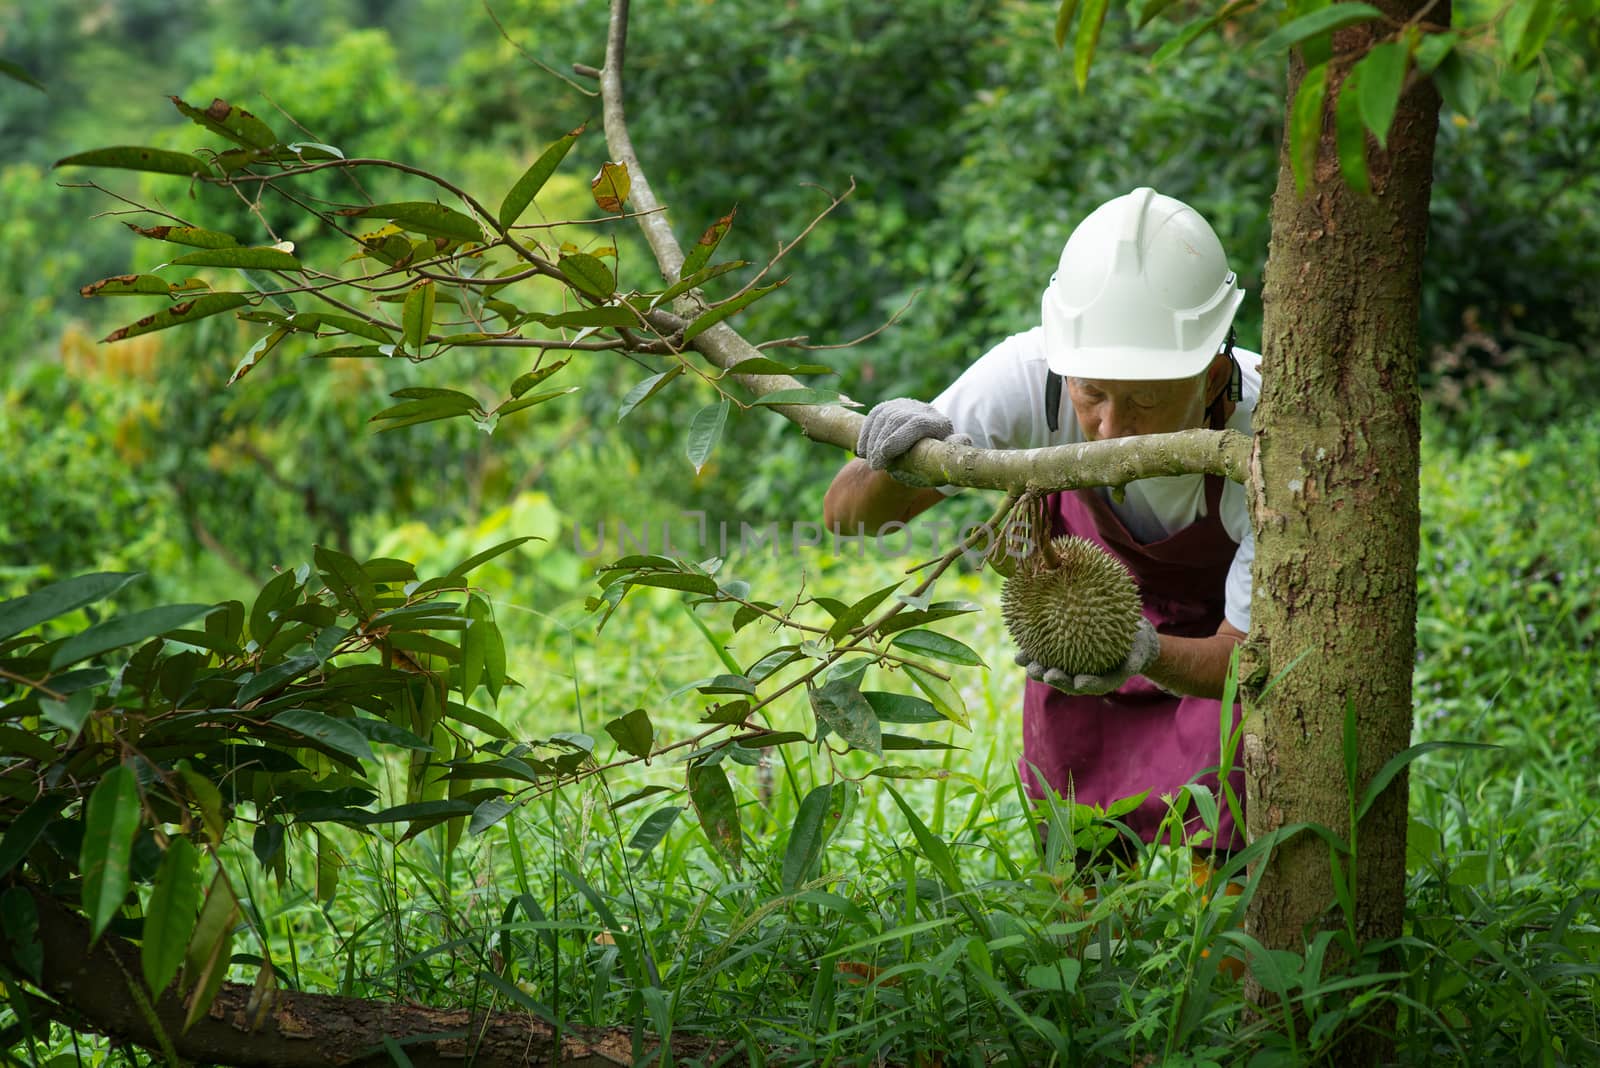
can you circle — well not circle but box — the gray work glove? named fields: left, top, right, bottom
left=856, top=398, right=971, bottom=486
left=1015, top=618, right=1161, bottom=696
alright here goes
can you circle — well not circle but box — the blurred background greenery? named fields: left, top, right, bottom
left=3, top=0, right=1596, bottom=621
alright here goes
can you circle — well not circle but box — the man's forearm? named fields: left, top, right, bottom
left=1144, top=628, right=1245, bottom=700
left=822, top=459, right=945, bottom=534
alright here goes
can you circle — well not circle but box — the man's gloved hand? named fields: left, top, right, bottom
left=1014, top=618, right=1161, bottom=696
left=856, top=398, right=971, bottom=486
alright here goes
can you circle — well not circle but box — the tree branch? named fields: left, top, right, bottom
left=3, top=883, right=716, bottom=1068
left=600, top=0, right=1250, bottom=490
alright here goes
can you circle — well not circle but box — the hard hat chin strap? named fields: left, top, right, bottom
left=1225, top=327, right=1242, bottom=404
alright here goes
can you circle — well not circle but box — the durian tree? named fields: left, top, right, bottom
left=6, top=0, right=1595, bottom=1064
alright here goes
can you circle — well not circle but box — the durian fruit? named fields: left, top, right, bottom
left=1001, top=532, right=1143, bottom=676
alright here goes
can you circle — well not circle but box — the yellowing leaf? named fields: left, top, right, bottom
left=590, top=162, right=631, bottom=213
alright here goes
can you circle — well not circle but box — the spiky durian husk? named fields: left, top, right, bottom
left=1000, top=535, right=1143, bottom=676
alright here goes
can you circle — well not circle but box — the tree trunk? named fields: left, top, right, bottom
left=1242, top=1, right=1444, bottom=1059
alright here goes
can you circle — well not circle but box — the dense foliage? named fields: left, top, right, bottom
left=2, top=1, right=1598, bottom=1064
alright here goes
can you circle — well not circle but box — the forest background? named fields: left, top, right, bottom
left=1, top=0, right=1598, bottom=1064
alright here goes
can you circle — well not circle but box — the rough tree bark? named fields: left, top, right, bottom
left=1242, top=0, right=1444, bottom=1057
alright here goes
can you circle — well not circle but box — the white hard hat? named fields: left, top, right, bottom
left=1041, top=187, right=1243, bottom=381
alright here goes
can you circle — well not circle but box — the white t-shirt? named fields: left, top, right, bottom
left=930, top=326, right=1259, bottom=632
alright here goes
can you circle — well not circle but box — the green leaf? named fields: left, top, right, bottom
left=0, top=572, right=140, bottom=642
left=370, top=398, right=479, bottom=432
left=750, top=388, right=844, bottom=408
left=1025, top=959, right=1082, bottom=993
left=1182, top=782, right=1221, bottom=834
left=782, top=781, right=854, bottom=892
left=142, top=837, right=201, bottom=995
left=0, top=57, right=44, bottom=91
left=1259, top=4, right=1384, bottom=55
left=884, top=784, right=965, bottom=893
left=343, top=202, right=484, bottom=242
left=271, top=709, right=377, bottom=763
left=679, top=210, right=736, bottom=279
left=590, top=161, right=631, bottom=213
left=402, top=280, right=436, bottom=352
left=723, top=356, right=834, bottom=377
left=1412, top=29, right=1455, bottom=75
left=824, top=581, right=903, bottom=642
left=1073, top=0, right=1110, bottom=90
left=1151, top=14, right=1219, bottom=65
left=906, top=665, right=968, bottom=729
left=1135, top=0, right=1181, bottom=28
left=862, top=691, right=943, bottom=724
left=695, top=673, right=757, bottom=695
left=181, top=872, right=238, bottom=1032
left=170, top=95, right=279, bottom=149
left=1290, top=62, right=1330, bottom=196
left=528, top=306, right=640, bottom=329
left=681, top=281, right=785, bottom=345
left=611, top=785, right=673, bottom=811
left=80, top=765, right=141, bottom=942
left=1431, top=51, right=1480, bottom=118
left=287, top=312, right=395, bottom=343
left=49, top=603, right=209, bottom=670
left=1355, top=41, right=1407, bottom=148
left=55, top=146, right=209, bottom=176
left=445, top=537, right=537, bottom=581
left=686, top=398, right=730, bottom=475
left=1334, top=71, right=1372, bottom=197
left=1508, top=0, right=1559, bottom=69
left=170, top=247, right=300, bottom=270
left=171, top=762, right=224, bottom=846
left=508, top=360, right=570, bottom=398
left=79, top=274, right=210, bottom=298
left=102, top=294, right=250, bottom=343
left=605, top=707, right=654, bottom=759
left=461, top=600, right=488, bottom=699
left=126, top=224, right=239, bottom=249
left=629, top=805, right=682, bottom=854
left=809, top=678, right=882, bottom=756
left=880, top=734, right=960, bottom=752
left=736, top=730, right=808, bottom=749
left=315, top=545, right=375, bottom=616
left=651, top=260, right=747, bottom=312
left=494, top=386, right=579, bottom=419
left=469, top=797, right=516, bottom=835
left=38, top=691, right=94, bottom=735
left=617, top=366, right=684, bottom=421
left=348, top=717, right=433, bottom=751
left=0, top=795, right=68, bottom=877
left=1054, top=0, right=1080, bottom=49
left=558, top=253, right=616, bottom=300
left=1356, top=740, right=1498, bottom=821
left=687, top=762, right=742, bottom=866
left=890, top=629, right=985, bottom=668
left=228, top=327, right=287, bottom=386
left=499, top=123, right=585, bottom=228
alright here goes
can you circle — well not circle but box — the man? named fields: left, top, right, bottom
left=823, top=187, right=1258, bottom=862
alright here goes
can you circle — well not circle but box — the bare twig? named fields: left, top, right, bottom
left=484, top=0, right=600, bottom=97
left=790, top=288, right=921, bottom=351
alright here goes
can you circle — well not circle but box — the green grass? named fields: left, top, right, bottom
left=10, top=409, right=1600, bottom=1067
left=229, top=411, right=1597, bottom=1065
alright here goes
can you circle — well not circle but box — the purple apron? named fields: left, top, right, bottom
left=1019, top=452, right=1246, bottom=852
